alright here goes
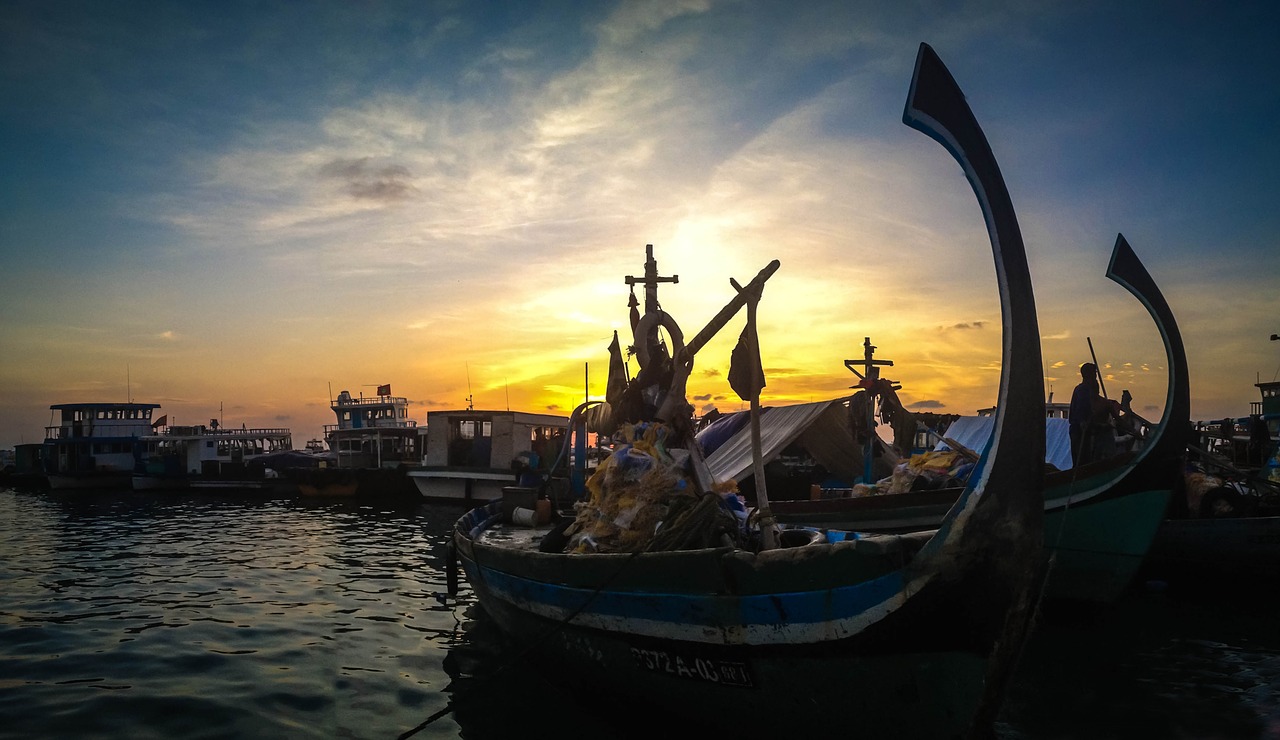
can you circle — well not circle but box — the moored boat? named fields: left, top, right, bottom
left=43, top=401, right=162, bottom=489
left=132, top=420, right=295, bottom=492
left=446, top=43, right=1046, bottom=737
left=299, top=385, right=423, bottom=497
left=409, top=409, right=568, bottom=504
left=754, top=236, right=1189, bottom=604
left=1142, top=354, right=1280, bottom=586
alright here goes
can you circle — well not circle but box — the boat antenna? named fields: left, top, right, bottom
left=1087, top=336, right=1108, bottom=399
left=505, top=380, right=510, bottom=411
left=127, top=364, right=131, bottom=403
left=466, top=362, right=474, bottom=410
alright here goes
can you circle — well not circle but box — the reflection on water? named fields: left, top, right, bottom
left=3, top=486, right=1278, bottom=739
left=0, top=489, right=469, bottom=739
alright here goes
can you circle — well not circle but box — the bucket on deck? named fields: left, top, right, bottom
left=502, top=486, right=540, bottom=523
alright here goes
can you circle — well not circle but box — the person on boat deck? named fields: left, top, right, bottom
left=1113, top=389, right=1140, bottom=452
left=1069, top=362, right=1119, bottom=466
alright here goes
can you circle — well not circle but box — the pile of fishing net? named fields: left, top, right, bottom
left=849, top=449, right=977, bottom=497
left=560, top=422, right=746, bottom=553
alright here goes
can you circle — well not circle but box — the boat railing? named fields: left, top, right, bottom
left=324, top=420, right=419, bottom=433
left=44, top=423, right=153, bottom=440
left=157, top=425, right=293, bottom=437
left=330, top=396, right=411, bottom=408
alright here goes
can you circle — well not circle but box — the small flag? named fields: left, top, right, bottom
left=606, top=331, right=627, bottom=406
left=728, top=323, right=765, bottom=401
left=377, top=384, right=392, bottom=396
left=151, top=415, right=167, bottom=428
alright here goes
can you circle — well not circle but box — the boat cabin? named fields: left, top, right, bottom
left=410, top=409, right=568, bottom=503
left=43, top=402, right=161, bottom=484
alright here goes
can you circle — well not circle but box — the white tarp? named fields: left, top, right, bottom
left=935, top=415, right=1074, bottom=470
left=701, top=399, right=864, bottom=484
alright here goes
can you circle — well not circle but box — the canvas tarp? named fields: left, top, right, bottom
left=701, top=398, right=865, bottom=485
left=936, top=415, right=1074, bottom=470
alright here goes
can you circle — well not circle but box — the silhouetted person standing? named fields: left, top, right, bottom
left=1069, top=362, right=1117, bottom=466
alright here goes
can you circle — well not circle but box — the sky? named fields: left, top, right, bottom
left=2, top=0, right=1278, bottom=450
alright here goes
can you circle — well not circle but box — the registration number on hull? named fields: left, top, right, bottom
left=629, top=647, right=753, bottom=687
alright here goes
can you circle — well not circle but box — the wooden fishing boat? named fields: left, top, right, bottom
left=447, top=43, right=1045, bottom=738
left=764, top=236, right=1189, bottom=604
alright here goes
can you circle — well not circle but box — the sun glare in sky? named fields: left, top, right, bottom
left=1, top=1, right=1277, bottom=448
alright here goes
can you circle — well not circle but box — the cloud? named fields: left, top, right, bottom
left=908, top=399, right=946, bottom=409
left=318, top=157, right=416, bottom=201
left=941, top=321, right=987, bottom=331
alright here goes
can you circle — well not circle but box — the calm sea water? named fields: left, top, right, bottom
left=2, top=486, right=1277, bottom=739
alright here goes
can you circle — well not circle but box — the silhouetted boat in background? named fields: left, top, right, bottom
left=132, top=420, right=294, bottom=491
left=1144, top=363, right=1280, bottom=585
left=751, top=236, right=1188, bottom=605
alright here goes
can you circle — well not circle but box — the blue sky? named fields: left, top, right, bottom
left=2, top=0, right=1277, bottom=449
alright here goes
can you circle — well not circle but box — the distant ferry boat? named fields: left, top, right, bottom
left=324, top=387, right=422, bottom=469
left=286, top=385, right=424, bottom=498
left=43, top=402, right=161, bottom=489
left=133, top=420, right=294, bottom=491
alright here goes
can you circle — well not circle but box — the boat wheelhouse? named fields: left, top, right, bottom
left=43, top=402, right=161, bottom=489
left=408, top=409, right=568, bottom=504
left=133, top=421, right=294, bottom=490
left=324, top=387, right=422, bottom=469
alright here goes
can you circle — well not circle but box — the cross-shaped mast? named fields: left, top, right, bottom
left=624, top=243, right=679, bottom=316
left=845, top=337, right=895, bottom=484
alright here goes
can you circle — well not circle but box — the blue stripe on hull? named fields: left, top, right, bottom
left=469, top=561, right=909, bottom=643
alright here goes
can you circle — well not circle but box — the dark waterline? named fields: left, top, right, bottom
left=2, top=487, right=1277, bottom=739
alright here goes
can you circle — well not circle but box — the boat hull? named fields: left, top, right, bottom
left=47, top=473, right=133, bottom=490
left=1041, top=488, right=1169, bottom=602
left=453, top=477, right=1036, bottom=739
left=772, top=456, right=1171, bottom=604
left=409, top=467, right=516, bottom=504
left=468, top=591, right=987, bottom=737
left=1143, top=515, right=1280, bottom=581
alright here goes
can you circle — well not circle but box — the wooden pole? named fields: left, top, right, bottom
left=729, top=270, right=777, bottom=550
left=746, top=294, right=777, bottom=550
left=682, top=260, right=780, bottom=359
left=1087, top=336, right=1108, bottom=399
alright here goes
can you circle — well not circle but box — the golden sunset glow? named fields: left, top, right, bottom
left=2, top=2, right=1277, bottom=449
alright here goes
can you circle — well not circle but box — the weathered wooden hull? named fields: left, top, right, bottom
left=470, top=592, right=986, bottom=736
left=455, top=498, right=1026, bottom=738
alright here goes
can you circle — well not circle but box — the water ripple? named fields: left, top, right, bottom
left=0, top=490, right=467, bottom=739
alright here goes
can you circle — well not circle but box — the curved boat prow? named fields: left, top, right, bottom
left=903, top=42, right=1044, bottom=536
left=903, top=41, right=1046, bottom=731
left=1106, top=233, right=1191, bottom=477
